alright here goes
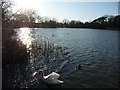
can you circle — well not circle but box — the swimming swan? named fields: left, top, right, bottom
left=39, top=70, right=64, bottom=84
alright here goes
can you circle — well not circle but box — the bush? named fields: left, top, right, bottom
left=2, top=28, right=29, bottom=67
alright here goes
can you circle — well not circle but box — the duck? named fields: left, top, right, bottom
left=52, top=35, right=55, bottom=37
left=75, top=64, right=81, bottom=70
left=39, top=70, right=64, bottom=84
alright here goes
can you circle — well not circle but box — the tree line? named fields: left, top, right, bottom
left=11, top=9, right=120, bottom=29
left=11, top=10, right=120, bottom=29
left=2, top=0, right=120, bottom=29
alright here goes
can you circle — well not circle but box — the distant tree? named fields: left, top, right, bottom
left=51, top=18, right=57, bottom=22
left=14, top=14, right=29, bottom=23
left=75, top=20, right=83, bottom=24
left=62, top=19, right=69, bottom=24
left=19, top=9, right=38, bottom=23
left=69, top=20, right=76, bottom=24
left=48, top=18, right=58, bottom=28
left=36, top=16, right=43, bottom=23
left=107, top=15, right=120, bottom=28
left=84, top=22, right=89, bottom=24
left=92, top=16, right=107, bottom=24
left=62, top=19, right=69, bottom=27
left=42, top=16, right=51, bottom=23
left=107, top=15, right=114, bottom=23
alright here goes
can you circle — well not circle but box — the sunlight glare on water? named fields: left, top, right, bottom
left=17, top=28, right=33, bottom=49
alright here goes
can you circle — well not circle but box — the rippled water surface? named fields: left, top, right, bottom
left=4, top=28, right=119, bottom=88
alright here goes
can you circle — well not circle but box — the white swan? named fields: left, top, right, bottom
left=39, top=70, right=64, bottom=84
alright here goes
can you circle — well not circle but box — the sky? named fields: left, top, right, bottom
left=12, top=0, right=119, bottom=22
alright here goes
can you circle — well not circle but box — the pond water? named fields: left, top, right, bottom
left=3, top=28, right=119, bottom=88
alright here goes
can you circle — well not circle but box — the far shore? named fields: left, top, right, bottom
left=13, top=27, right=120, bottom=31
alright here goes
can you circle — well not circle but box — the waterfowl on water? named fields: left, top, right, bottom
left=75, top=64, right=81, bottom=70
left=52, top=35, right=55, bottom=37
left=39, top=70, right=63, bottom=84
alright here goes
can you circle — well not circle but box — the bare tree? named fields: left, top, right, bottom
left=20, top=9, right=38, bottom=23
left=1, top=0, right=13, bottom=23
left=62, top=19, right=69, bottom=24
left=36, top=16, right=43, bottom=23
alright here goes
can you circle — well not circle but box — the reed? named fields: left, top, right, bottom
left=27, top=34, right=70, bottom=73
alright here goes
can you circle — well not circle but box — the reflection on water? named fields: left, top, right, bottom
left=17, top=28, right=33, bottom=49
left=3, top=28, right=119, bottom=88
